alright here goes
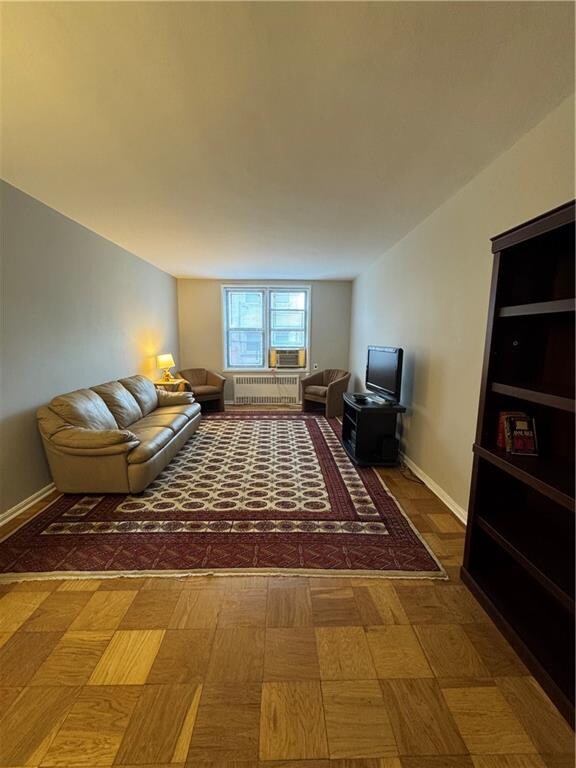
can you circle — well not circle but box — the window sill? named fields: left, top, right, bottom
left=224, top=368, right=310, bottom=374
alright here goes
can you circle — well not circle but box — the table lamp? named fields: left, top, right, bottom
left=156, top=353, right=176, bottom=382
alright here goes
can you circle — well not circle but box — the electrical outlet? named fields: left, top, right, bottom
left=313, top=363, right=318, bottom=370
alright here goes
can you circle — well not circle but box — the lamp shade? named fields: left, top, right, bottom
left=156, top=353, right=175, bottom=370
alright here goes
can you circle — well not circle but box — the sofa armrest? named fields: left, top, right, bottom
left=325, top=373, right=351, bottom=417
left=327, top=373, right=351, bottom=398
left=50, top=427, right=139, bottom=455
left=157, top=389, right=196, bottom=406
left=205, top=370, right=226, bottom=389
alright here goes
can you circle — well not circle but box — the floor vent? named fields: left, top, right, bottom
left=233, top=374, right=301, bottom=405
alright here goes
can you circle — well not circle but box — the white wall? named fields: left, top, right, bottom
left=178, top=279, right=352, bottom=400
left=349, top=96, right=575, bottom=516
left=0, top=182, right=179, bottom=513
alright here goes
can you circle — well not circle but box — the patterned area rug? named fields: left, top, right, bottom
left=0, top=413, right=444, bottom=580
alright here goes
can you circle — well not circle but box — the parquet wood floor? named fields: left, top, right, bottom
left=0, top=465, right=573, bottom=767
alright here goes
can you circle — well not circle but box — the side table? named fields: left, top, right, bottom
left=153, top=378, right=188, bottom=392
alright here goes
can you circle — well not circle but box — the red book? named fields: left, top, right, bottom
left=497, top=411, right=526, bottom=450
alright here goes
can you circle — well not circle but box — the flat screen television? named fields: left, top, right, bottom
left=366, top=346, right=403, bottom=403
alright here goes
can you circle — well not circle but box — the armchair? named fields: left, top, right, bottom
left=178, top=368, right=226, bottom=411
left=301, top=369, right=351, bottom=418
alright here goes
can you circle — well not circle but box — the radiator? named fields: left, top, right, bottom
left=233, top=374, right=301, bottom=405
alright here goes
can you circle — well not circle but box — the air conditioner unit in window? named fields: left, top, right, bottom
left=269, top=348, right=306, bottom=369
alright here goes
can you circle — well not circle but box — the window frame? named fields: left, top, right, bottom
left=221, top=285, right=311, bottom=371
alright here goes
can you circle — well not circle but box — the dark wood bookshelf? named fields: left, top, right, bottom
left=462, top=200, right=575, bottom=727
left=491, top=200, right=575, bottom=251
left=461, top=567, right=573, bottom=728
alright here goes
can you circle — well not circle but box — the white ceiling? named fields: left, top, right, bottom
left=1, top=2, right=574, bottom=279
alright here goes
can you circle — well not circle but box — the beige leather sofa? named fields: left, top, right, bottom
left=37, top=375, right=201, bottom=494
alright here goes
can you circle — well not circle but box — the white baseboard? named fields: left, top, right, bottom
left=0, top=483, right=56, bottom=527
left=400, top=453, right=468, bottom=524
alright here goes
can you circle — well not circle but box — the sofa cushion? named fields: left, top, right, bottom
left=305, top=385, right=328, bottom=399
left=92, top=381, right=143, bottom=428
left=158, top=403, right=202, bottom=421
left=49, top=389, right=118, bottom=430
left=130, top=412, right=189, bottom=433
left=127, top=426, right=174, bottom=464
left=191, top=384, right=220, bottom=397
left=119, top=375, right=158, bottom=416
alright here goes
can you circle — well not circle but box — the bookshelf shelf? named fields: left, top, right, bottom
left=498, top=298, right=575, bottom=318
left=473, top=444, right=574, bottom=511
left=490, top=383, right=574, bottom=413
left=475, top=517, right=574, bottom=613
left=463, top=200, right=575, bottom=726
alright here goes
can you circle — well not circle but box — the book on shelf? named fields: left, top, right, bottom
left=508, top=414, right=538, bottom=455
left=497, top=410, right=526, bottom=449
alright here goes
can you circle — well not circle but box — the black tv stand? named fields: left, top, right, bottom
left=342, top=392, right=406, bottom=466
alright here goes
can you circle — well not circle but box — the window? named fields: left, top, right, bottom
left=226, top=290, right=265, bottom=368
left=223, top=287, right=309, bottom=369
